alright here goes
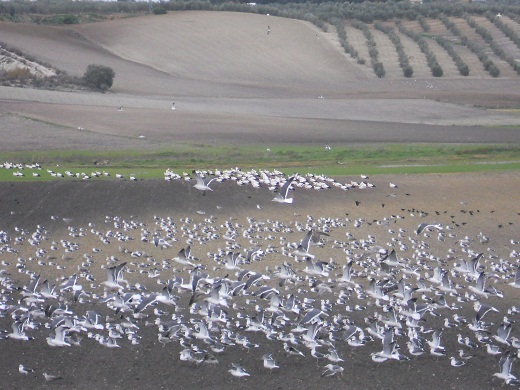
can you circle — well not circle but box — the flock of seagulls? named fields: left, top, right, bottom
left=0, top=164, right=518, bottom=387
left=2, top=163, right=377, bottom=195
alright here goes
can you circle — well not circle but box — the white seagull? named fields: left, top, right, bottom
left=229, top=363, right=250, bottom=378
left=272, top=176, right=295, bottom=203
left=192, top=170, right=217, bottom=195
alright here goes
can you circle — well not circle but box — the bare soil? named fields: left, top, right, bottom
left=0, top=173, right=519, bottom=390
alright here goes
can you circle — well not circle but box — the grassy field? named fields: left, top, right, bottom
left=2, top=143, right=519, bottom=181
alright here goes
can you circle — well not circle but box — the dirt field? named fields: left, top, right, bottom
left=0, top=11, right=520, bottom=390
left=1, top=12, right=519, bottom=154
left=0, top=172, right=519, bottom=390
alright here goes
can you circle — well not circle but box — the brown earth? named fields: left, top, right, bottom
left=0, top=172, right=519, bottom=390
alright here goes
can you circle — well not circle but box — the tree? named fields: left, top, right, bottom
left=83, top=64, right=115, bottom=92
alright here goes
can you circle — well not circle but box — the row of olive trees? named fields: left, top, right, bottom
left=487, top=12, right=520, bottom=51
left=416, top=17, right=469, bottom=76
left=351, top=20, right=385, bottom=78
left=417, top=15, right=431, bottom=33
left=333, top=19, right=366, bottom=65
left=465, top=14, right=520, bottom=75
left=397, top=22, right=443, bottom=77
left=4, top=0, right=519, bottom=29
left=374, top=22, right=413, bottom=78
left=434, top=37, right=470, bottom=76
left=440, top=14, right=500, bottom=77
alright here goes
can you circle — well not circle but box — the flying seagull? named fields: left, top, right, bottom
left=193, top=170, right=217, bottom=195
left=416, top=222, right=443, bottom=235
left=272, top=176, right=295, bottom=204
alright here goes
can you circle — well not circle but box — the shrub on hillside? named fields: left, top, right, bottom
left=152, top=7, right=167, bottom=15
left=42, top=14, right=79, bottom=25
left=82, top=64, right=115, bottom=92
left=488, top=64, right=500, bottom=78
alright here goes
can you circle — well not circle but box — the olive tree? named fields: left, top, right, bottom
left=83, top=64, right=115, bottom=91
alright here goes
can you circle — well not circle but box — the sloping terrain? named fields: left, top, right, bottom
left=75, top=12, right=365, bottom=92
left=0, top=10, right=519, bottom=156
left=1, top=11, right=520, bottom=101
left=0, top=12, right=368, bottom=98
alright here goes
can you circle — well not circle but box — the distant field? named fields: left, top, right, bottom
left=0, top=10, right=519, bottom=177
left=1, top=144, right=519, bottom=182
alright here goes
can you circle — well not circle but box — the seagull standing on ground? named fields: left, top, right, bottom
left=229, top=363, right=250, bottom=378
left=19, top=364, right=33, bottom=375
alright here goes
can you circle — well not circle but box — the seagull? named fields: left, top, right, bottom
left=46, top=325, right=71, bottom=347
left=493, top=350, right=517, bottom=382
left=103, top=262, right=128, bottom=291
left=229, top=363, right=250, bottom=378
left=321, top=364, right=344, bottom=377
left=450, top=356, right=466, bottom=367
left=509, top=266, right=520, bottom=288
left=19, top=364, right=33, bottom=375
left=116, top=106, right=123, bottom=111
left=272, top=176, right=295, bottom=204
left=192, top=170, right=217, bottom=195
left=43, top=372, right=63, bottom=381
left=173, top=246, right=199, bottom=267
left=171, top=102, right=176, bottom=110
left=284, top=342, right=305, bottom=357
left=416, top=222, right=443, bottom=235
left=294, top=230, right=315, bottom=258
left=494, top=322, right=512, bottom=346
left=487, top=344, right=502, bottom=355
left=8, top=321, right=33, bottom=341
left=262, top=354, right=279, bottom=370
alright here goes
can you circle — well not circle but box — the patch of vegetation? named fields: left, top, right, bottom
left=333, top=18, right=365, bottom=65
left=82, top=64, right=115, bottom=92
left=440, top=14, right=500, bottom=77
left=375, top=22, right=413, bottom=78
left=417, top=15, right=430, bottom=33
left=488, top=11, right=520, bottom=51
left=434, top=36, right=470, bottom=76
left=466, top=13, right=520, bottom=75
left=397, top=21, right=443, bottom=77
left=40, top=14, right=79, bottom=25
left=352, top=19, right=386, bottom=78
left=152, top=7, right=167, bottom=15
left=1, top=144, right=518, bottom=182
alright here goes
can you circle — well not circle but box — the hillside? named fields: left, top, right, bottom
left=0, top=12, right=367, bottom=98
left=1, top=10, right=520, bottom=105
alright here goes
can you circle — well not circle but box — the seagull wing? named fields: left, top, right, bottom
left=278, top=176, right=295, bottom=199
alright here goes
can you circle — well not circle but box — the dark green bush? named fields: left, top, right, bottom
left=459, top=63, right=469, bottom=76
left=42, top=14, right=79, bottom=25
left=374, top=62, right=385, bottom=78
left=431, top=64, right=443, bottom=77
left=83, top=64, right=115, bottom=92
left=488, top=65, right=500, bottom=77
left=403, top=65, right=414, bottom=78
left=152, top=7, right=167, bottom=15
